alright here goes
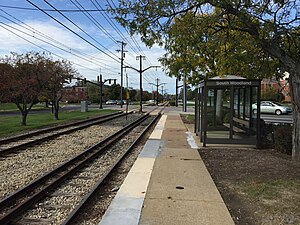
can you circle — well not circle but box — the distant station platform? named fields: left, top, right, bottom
left=99, top=107, right=234, bottom=225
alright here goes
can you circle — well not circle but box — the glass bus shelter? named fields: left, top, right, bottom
left=195, top=75, right=262, bottom=147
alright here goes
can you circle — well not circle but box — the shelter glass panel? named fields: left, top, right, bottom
left=206, top=88, right=231, bottom=141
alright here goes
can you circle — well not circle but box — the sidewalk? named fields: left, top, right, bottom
left=99, top=110, right=234, bottom=225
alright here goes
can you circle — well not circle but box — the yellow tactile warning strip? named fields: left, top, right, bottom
left=149, top=115, right=167, bottom=140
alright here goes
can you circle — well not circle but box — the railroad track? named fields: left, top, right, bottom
left=0, top=112, right=161, bottom=225
left=0, top=111, right=128, bottom=156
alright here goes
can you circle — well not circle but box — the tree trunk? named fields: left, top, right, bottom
left=293, top=111, right=300, bottom=161
left=53, top=99, right=59, bottom=120
left=290, top=72, right=300, bottom=161
left=15, top=102, right=33, bottom=126
left=21, top=111, right=28, bottom=126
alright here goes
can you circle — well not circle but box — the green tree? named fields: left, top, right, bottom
left=104, top=84, right=121, bottom=100
left=0, top=52, right=49, bottom=125
left=179, top=86, right=196, bottom=101
left=42, top=59, right=77, bottom=120
left=86, top=81, right=100, bottom=103
left=111, top=0, right=300, bottom=161
left=128, top=88, right=137, bottom=101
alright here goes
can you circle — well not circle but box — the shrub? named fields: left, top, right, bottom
left=169, top=100, right=176, bottom=106
left=261, top=86, right=284, bottom=102
left=274, top=125, right=293, bottom=155
left=259, top=123, right=275, bottom=149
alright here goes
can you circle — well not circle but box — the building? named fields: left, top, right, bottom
left=261, top=77, right=291, bottom=102
left=62, top=86, right=88, bottom=103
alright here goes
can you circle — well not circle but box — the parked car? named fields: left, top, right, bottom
left=252, top=101, right=292, bottom=115
left=146, top=100, right=156, bottom=105
left=105, top=100, right=117, bottom=105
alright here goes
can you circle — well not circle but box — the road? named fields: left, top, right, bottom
left=1, top=104, right=293, bottom=125
left=260, top=113, right=293, bottom=124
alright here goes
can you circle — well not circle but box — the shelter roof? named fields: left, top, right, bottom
left=210, top=75, right=246, bottom=80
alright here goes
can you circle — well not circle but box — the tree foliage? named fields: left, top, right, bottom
left=160, top=11, right=282, bottom=84
left=112, top=0, right=298, bottom=77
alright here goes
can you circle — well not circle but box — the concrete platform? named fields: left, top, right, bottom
left=99, top=111, right=234, bottom=225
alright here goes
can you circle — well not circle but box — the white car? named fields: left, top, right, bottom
left=105, top=100, right=117, bottom=105
left=252, top=101, right=292, bottom=115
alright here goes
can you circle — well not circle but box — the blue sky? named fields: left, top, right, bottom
left=0, top=0, right=177, bottom=94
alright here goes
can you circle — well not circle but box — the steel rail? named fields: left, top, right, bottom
left=0, top=111, right=123, bottom=145
left=62, top=113, right=162, bottom=225
left=0, top=111, right=131, bottom=156
left=0, top=113, right=151, bottom=225
left=145, top=103, right=167, bottom=115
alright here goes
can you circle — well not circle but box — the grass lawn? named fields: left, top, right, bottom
left=0, top=103, right=48, bottom=111
left=0, top=109, right=118, bottom=138
left=180, top=114, right=195, bottom=124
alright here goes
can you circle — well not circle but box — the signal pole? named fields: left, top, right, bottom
left=97, top=75, right=117, bottom=109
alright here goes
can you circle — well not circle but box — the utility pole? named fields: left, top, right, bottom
left=117, top=41, right=127, bottom=108
left=124, top=56, right=160, bottom=113
left=149, top=78, right=166, bottom=105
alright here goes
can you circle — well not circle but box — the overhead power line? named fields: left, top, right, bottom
left=25, top=0, right=120, bottom=63
left=93, top=0, right=141, bottom=56
left=70, top=0, right=118, bottom=45
left=0, top=23, right=100, bottom=73
left=0, top=9, right=118, bottom=74
left=0, top=4, right=109, bottom=12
